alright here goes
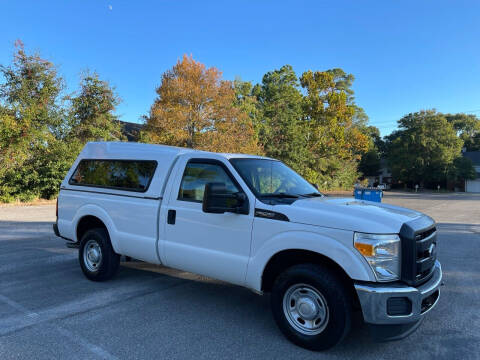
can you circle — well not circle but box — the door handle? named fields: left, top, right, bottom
left=167, top=209, right=176, bottom=225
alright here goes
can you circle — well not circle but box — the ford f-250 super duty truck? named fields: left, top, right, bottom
left=53, top=142, right=442, bottom=350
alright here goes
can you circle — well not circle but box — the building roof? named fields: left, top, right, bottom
left=119, top=121, right=143, bottom=141
left=463, top=151, right=480, bottom=166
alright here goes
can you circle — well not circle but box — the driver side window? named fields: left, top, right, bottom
left=178, top=162, right=240, bottom=203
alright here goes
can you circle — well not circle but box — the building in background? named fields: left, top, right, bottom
left=463, top=151, right=480, bottom=193
left=366, top=159, right=392, bottom=189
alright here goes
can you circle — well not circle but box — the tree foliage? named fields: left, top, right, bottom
left=253, top=65, right=307, bottom=175
left=358, top=126, right=383, bottom=177
left=13, top=42, right=478, bottom=199
left=0, top=41, right=64, bottom=177
left=0, top=42, right=123, bottom=202
left=141, top=60, right=373, bottom=190
left=445, top=113, right=480, bottom=151
left=0, top=41, right=67, bottom=200
left=451, top=156, right=477, bottom=182
left=233, top=78, right=262, bottom=148
left=385, top=110, right=464, bottom=187
left=299, top=68, right=369, bottom=187
left=359, top=149, right=381, bottom=177
left=141, top=55, right=259, bottom=154
left=233, top=66, right=372, bottom=189
left=68, top=72, right=123, bottom=143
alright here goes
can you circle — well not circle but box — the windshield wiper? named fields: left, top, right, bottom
left=301, top=192, right=323, bottom=197
left=260, top=193, right=299, bottom=199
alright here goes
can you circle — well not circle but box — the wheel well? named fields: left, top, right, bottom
left=76, top=216, right=108, bottom=242
left=261, top=249, right=359, bottom=305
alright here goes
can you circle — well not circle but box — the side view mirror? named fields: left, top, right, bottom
left=310, top=182, right=319, bottom=190
left=202, top=182, right=248, bottom=215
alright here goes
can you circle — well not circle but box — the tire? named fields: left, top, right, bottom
left=79, top=228, right=120, bottom=281
left=270, top=263, right=352, bottom=351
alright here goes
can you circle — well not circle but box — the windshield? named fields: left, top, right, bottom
left=229, top=158, right=322, bottom=200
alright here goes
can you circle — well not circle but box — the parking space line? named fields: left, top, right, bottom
left=0, top=294, right=40, bottom=318
left=0, top=293, right=118, bottom=359
left=0, top=279, right=187, bottom=336
left=53, top=325, right=119, bottom=360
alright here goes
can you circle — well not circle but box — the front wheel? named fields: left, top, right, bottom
left=270, top=264, right=352, bottom=351
left=79, top=228, right=120, bottom=281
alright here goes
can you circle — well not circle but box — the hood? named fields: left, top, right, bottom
left=274, top=197, right=427, bottom=234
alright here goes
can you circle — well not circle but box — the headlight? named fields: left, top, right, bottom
left=354, top=233, right=401, bottom=282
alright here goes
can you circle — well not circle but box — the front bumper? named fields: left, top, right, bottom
left=354, top=260, right=442, bottom=325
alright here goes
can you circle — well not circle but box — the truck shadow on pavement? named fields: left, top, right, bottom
left=115, top=261, right=375, bottom=354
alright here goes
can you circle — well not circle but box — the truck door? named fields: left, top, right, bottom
left=162, top=157, right=254, bottom=285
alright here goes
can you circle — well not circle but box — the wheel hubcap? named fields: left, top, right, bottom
left=282, top=284, right=329, bottom=335
left=83, top=240, right=102, bottom=272
left=298, top=298, right=318, bottom=319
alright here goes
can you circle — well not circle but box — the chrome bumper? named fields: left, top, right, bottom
left=354, top=261, right=442, bottom=325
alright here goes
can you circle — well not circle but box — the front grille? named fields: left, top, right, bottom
left=415, top=227, right=436, bottom=241
left=414, top=228, right=437, bottom=283
left=400, top=220, right=437, bottom=286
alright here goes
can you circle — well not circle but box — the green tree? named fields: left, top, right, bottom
left=0, top=41, right=66, bottom=201
left=0, top=43, right=125, bottom=202
left=319, top=68, right=369, bottom=127
left=385, top=110, right=463, bottom=187
left=68, top=72, right=123, bottom=143
left=450, top=156, right=477, bottom=183
left=359, top=149, right=381, bottom=177
left=445, top=113, right=480, bottom=151
left=233, top=78, right=263, bottom=152
left=359, top=126, right=383, bottom=177
left=253, top=65, right=308, bottom=175
left=300, top=68, right=369, bottom=187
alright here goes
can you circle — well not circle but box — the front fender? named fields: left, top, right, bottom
left=245, top=229, right=376, bottom=292
left=72, top=204, right=121, bottom=253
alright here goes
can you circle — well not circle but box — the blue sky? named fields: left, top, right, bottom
left=1, top=0, right=479, bottom=135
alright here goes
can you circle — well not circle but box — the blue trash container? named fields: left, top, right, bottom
left=353, top=188, right=383, bottom=203
left=354, top=189, right=364, bottom=200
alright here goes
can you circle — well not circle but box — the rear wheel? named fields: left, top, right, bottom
left=79, top=228, right=120, bottom=281
left=270, top=263, right=352, bottom=351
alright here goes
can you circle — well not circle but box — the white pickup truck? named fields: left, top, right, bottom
left=53, top=142, right=442, bottom=350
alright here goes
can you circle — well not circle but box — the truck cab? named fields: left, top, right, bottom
left=54, top=142, right=442, bottom=350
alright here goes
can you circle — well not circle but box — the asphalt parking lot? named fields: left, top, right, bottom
left=0, top=192, right=479, bottom=359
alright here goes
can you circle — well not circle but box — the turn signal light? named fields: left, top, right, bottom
left=354, top=242, right=375, bottom=257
